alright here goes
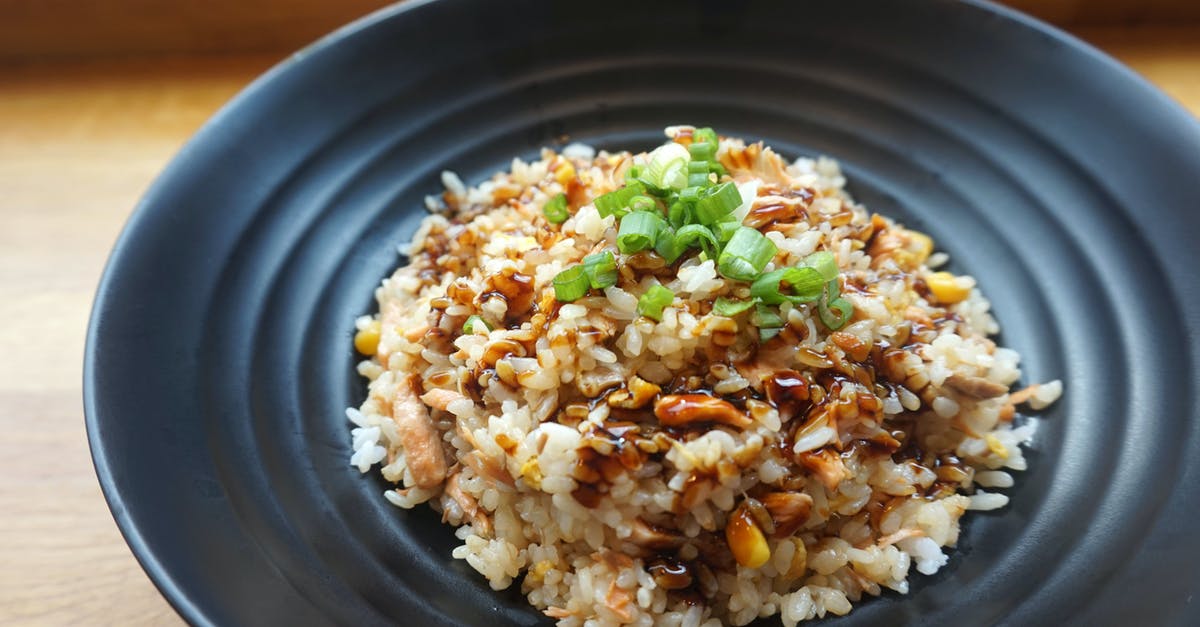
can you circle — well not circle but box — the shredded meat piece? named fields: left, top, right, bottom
left=391, top=375, right=447, bottom=489
left=420, top=388, right=463, bottom=411
left=604, top=581, right=634, bottom=622
left=761, top=491, right=814, bottom=537
left=797, top=449, right=849, bottom=491
left=463, top=450, right=516, bottom=488
left=654, top=394, right=753, bottom=429
left=945, top=373, right=1008, bottom=399
left=442, top=469, right=492, bottom=537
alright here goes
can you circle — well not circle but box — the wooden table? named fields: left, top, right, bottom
left=1, top=26, right=1196, bottom=626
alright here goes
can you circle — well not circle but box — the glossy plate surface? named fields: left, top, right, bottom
left=85, top=1, right=1200, bottom=625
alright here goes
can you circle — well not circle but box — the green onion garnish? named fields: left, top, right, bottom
left=678, top=186, right=702, bottom=204
left=819, top=297, right=853, bottom=330
left=674, top=223, right=720, bottom=259
left=617, top=211, right=664, bottom=254
left=637, top=285, right=674, bottom=321
left=581, top=251, right=618, bottom=289
left=712, top=296, right=757, bottom=317
left=594, top=181, right=647, bottom=218
left=624, top=164, right=643, bottom=183
left=644, top=143, right=690, bottom=190
left=694, top=182, right=742, bottom=225
left=552, top=265, right=591, bottom=302
left=805, top=251, right=838, bottom=281
left=689, top=142, right=715, bottom=162
left=751, top=266, right=824, bottom=305
left=717, top=227, right=777, bottom=281
left=542, top=193, right=569, bottom=224
left=760, top=327, right=783, bottom=342
left=462, top=315, right=491, bottom=334
left=752, top=302, right=784, bottom=328
left=667, top=201, right=690, bottom=229
left=714, top=220, right=740, bottom=244
left=693, top=127, right=718, bottom=146
left=629, top=194, right=657, bottom=213
left=817, top=277, right=853, bottom=330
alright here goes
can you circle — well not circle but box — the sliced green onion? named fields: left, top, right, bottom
left=688, top=172, right=712, bottom=188
left=594, top=181, right=647, bottom=218
left=644, top=143, right=690, bottom=190
left=678, top=186, right=702, bottom=204
left=819, top=296, right=853, bottom=330
left=826, top=277, right=841, bottom=300
left=693, top=127, right=718, bottom=146
left=688, top=160, right=709, bottom=174
left=462, top=315, right=491, bottom=334
left=667, top=202, right=691, bottom=229
left=694, top=182, right=742, bottom=225
left=617, top=211, right=664, bottom=254
left=710, top=162, right=728, bottom=178
left=542, top=193, right=569, bottom=224
left=805, top=251, right=838, bottom=281
left=713, top=296, right=757, bottom=317
left=675, top=224, right=720, bottom=259
left=714, top=219, right=741, bottom=245
left=552, top=265, right=590, bottom=302
left=629, top=194, right=657, bottom=213
left=654, top=228, right=682, bottom=263
left=717, top=227, right=777, bottom=281
left=689, top=142, right=715, bottom=162
left=624, top=164, right=643, bottom=183
left=817, top=277, right=853, bottom=330
left=760, top=327, right=783, bottom=342
left=751, top=266, right=824, bottom=305
left=752, top=303, right=784, bottom=328
left=637, top=285, right=674, bottom=321
left=582, top=251, right=618, bottom=289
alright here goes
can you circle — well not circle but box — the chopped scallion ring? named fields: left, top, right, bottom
left=694, top=182, right=742, bottom=225
left=717, top=227, right=776, bottom=281
left=581, top=251, right=618, bottom=289
left=751, top=266, right=824, bottom=305
left=713, top=297, right=757, bottom=317
left=629, top=194, right=657, bottom=213
left=617, top=211, right=664, bottom=254
left=542, top=193, right=569, bottom=224
left=752, top=303, right=784, bottom=329
left=819, top=296, right=853, bottom=330
left=805, top=251, right=838, bottom=281
left=644, top=143, right=690, bottom=190
left=637, top=285, right=674, bottom=321
left=594, top=181, right=647, bottom=218
left=552, top=265, right=591, bottom=302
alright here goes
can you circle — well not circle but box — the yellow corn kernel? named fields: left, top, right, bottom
left=926, top=272, right=971, bottom=305
left=554, top=161, right=576, bottom=186
left=520, top=456, right=543, bottom=489
left=353, top=320, right=381, bottom=355
left=985, top=434, right=1010, bottom=460
left=907, top=230, right=933, bottom=262
left=725, top=504, right=771, bottom=568
left=527, top=560, right=554, bottom=584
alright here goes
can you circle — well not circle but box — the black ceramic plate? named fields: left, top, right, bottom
left=85, top=0, right=1200, bottom=625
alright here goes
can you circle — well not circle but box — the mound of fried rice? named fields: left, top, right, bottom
left=346, top=127, right=1061, bottom=627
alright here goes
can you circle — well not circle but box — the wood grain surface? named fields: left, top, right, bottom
left=0, top=25, right=1196, bottom=627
